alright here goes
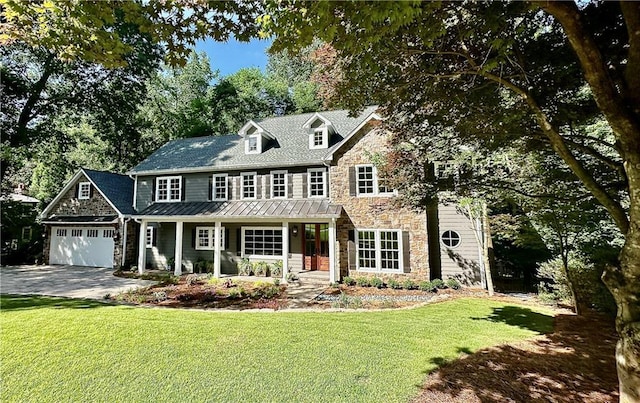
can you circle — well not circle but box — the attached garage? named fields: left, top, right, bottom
left=49, top=226, right=115, bottom=268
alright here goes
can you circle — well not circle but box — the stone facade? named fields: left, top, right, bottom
left=330, top=122, right=430, bottom=279
left=43, top=173, right=134, bottom=270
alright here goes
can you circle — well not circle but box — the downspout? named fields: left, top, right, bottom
left=129, top=174, right=137, bottom=211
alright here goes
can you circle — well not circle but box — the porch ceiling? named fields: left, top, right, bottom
left=136, top=200, right=342, bottom=220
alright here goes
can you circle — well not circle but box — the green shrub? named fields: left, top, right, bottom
left=253, top=261, right=269, bottom=276
left=331, top=292, right=363, bottom=309
left=228, top=288, right=241, bottom=299
left=270, top=260, right=283, bottom=277
left=237, top=258, right=253, bottom=276
left=286, top=272, right=299, bottom=282
left=207, top=277, right=220, bottom=286
left=273, top=278, right=280, bottom=286
left=537, top=256, right=615, bottom=313
left=343, top=276, right=356, bottom=286
left=153, top=291, right=168, bottom=302
left=418, top=280, right=436, bottom=292
left=185, top=274, right=200, bottom=286
left=445, top=278, right=461, bottom=290
left=356, top=277, right=371, bottom=287
left=205, top=260, right=215, bottom=273
left=387, top=278, right=401, bottom=289
left=370, top=277, right=384, bottom=289
left=402, top=279, right=416, bottom=290
left=431, top=279, right=445, bottom=289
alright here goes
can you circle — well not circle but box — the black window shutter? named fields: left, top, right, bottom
left=151, top=179, right=156, bottom=202
left=75, top=183, right=80, bottom=199
left=208, top=176, right=213, bottom=201
left=181, top=176, right=186, bottom=201
left=403, top=231, right=410, bottom=273
left=89, top=184, right=94, bottom=198
left=349, top=167, right=357, bottom=196
left=224, top=228, right=230, bottom=250
left=152, top=227, right=158, bottom=246
left=348, top=229, right=355, bottom=242
left=191, top=228, right=196, bottom=248
left=236, top=228, right=241, bottom=254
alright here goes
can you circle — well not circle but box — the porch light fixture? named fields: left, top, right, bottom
left=292, top=225, right=299, bottom=237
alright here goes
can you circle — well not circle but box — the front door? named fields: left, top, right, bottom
left=303, top=224, right=329, bottom=271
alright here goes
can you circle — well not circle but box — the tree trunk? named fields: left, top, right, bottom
left=560, top=251, right=582, bottom=316
left=482, top=202, right=495, bottom=296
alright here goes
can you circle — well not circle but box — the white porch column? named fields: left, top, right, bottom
left=174, top=221, right=183, bottom=276
left=281, top=222, right=289, bottom=282
left=214, top=221, right=221, bottom=278
left=137, top=220, right=147, bottom=274
left=329, top=218, right=338, bottom=283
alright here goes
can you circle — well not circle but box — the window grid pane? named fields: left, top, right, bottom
left=380, top=231, right=400, bottom=270
left=214, top=176, right=227, bottom=200
left=313, top=130, right=323, bottom=146
left=357, top=166, right=374, bottom=194
left=309, top=170, right=325, bottom=197
left=243, top=174, right=256, bottom=198
left=357, top=230, right=376, bottom=269
left=272, top=173, right=286, bottom=198
left=442, top=230, right=461, bottom=247
left=248, top=136, right=258, bottom=152
left=244, top=229, right=283, bottom=256
left=79, top=183, right=91, bottom=199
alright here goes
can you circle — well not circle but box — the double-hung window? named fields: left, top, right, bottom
left=271, top=170, right=287, bottom=198
left=242, top=227, right=283, bottom=258
left=356, top=229, right=403, bottom=272
left=212, top=174, right=228, bottom=201
left=308, top=168, right=326, bottom=198
left=195, top=227, right=225, bottom=250
left=156, top=176, right=182, bottom=202
left=78, top=182, right=91, bottom=199
left=242, top=172, right=257, bottom=199
left=356, top=164, right=395, bottom=196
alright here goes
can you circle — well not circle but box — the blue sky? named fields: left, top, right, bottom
left=195, top=37, right=272, bottom=77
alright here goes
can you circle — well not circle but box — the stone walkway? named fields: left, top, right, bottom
left=286, top=282, right=329, bottom=308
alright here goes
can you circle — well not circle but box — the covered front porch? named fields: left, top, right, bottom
left=134, top=200, right=343, bottom=283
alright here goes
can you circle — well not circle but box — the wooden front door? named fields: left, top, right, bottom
left=303, top=224, right=329, bottom=271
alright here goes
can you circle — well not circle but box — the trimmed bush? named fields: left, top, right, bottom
left=419, top=281, right=436, bottom=292
left=237, top=258, right=253, bottom=276
left=370, top=277, right=384, bottom=289
left=253, top=261, right=269, bottom=277
left=356, top=277, right=371, bottom=287
left=270, top=260, right=283, bottom=277
left=431, top=279, right=446, bottom=289
left=402, top=279, right=416, bottom=290
left=445, top=278, right=461, bottom=290
left=387, top=278, right=401, bottom=289
left=343, top=276, right=356, bottom=286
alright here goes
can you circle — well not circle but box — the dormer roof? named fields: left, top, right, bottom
left=302, top=113, right=333, bottom=130
left=238, top=120, right=275, bottom=139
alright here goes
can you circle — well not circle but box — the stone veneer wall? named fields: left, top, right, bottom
left=43, top=173, right=127, bottom=269
left=330, top=122, right=429, bottom=279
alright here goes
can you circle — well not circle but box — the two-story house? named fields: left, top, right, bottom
left=42, top=107, right=483, bottom=285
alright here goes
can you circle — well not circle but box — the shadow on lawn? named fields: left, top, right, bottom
left=414, top=313, right=619, bottom=403
left=472, top=305, right=555, bottom=334
left=0, top=294, right=112, bottom=311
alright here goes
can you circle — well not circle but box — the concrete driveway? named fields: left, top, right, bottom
left=0, top=265, right=156, bottom=299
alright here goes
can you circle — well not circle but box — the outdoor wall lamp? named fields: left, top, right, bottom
left=292, top=225, right=299, bottom=237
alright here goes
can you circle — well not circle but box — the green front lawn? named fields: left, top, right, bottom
left=0, top=296, right=553, bottom=402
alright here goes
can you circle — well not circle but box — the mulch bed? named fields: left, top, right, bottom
left=412, top=312, right=619, bottom=402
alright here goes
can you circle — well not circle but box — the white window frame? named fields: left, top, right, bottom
left=307, top=168, right=326, bottom=198
left=356, top=164, right=396, bottom=197
left=145, top=227, right=154, bottom=248
left=441, top=230, right=461, bottom=249
left=355, top=229, right=404, bottom=273
left=245, top=134, right=261, bottom=154
left=241, top=172, right=257, bottom=200
left=309, top=127, right=328, bottom=149
left=212, top=174, right=228, bottom=201
left=156, top=176, right=182, bottom=203
left=78, top=182, right=91, bottom=200
left=270, top=170, right=288, bottom=199
left=195, top=226, right=225, bottom=250
left=241, top=226, right=284, bottom=259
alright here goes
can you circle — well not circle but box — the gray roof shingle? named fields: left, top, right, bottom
left=128, top=107, right=378, bottom=175
left=83, top=169, right=136, bottom=215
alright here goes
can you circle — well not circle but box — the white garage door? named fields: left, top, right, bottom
left=50, top=227, right=115, bottom=268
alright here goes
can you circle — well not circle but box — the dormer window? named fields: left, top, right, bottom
left=304, top=113, right=333, bottom=150
left=247, top=135, right=259, bottom=154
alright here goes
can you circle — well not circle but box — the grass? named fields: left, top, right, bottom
left=0, top=296, right=554, bottom=402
